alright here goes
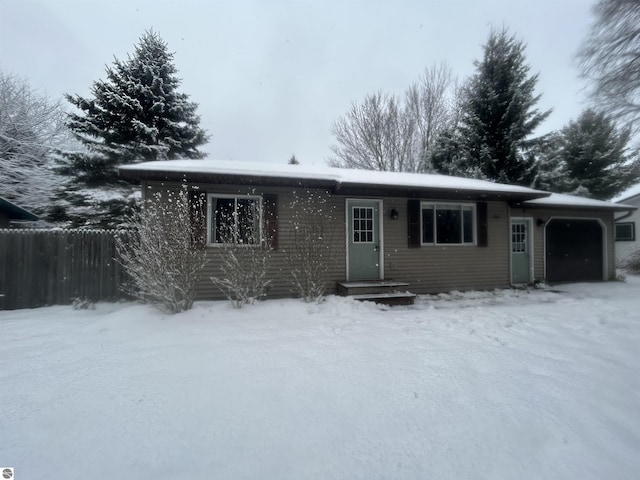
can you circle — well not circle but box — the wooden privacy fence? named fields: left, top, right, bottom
left=0, top=229, right=129, bottom=310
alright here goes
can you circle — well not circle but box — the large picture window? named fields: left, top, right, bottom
left=421, top=202, right=475, bottom=245
left=208, top=195, right=261, bottom=245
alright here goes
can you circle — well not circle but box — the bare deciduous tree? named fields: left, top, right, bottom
left=405, top=63, right=457, bottom=171
left=115, top=188, right=207, bottom=314
left=577, top=0, right=640, bottom=134
left=329, top=91, right=416, bottom=172
left=329, top=64, right=457, bottom=173
left=0, top=70, right=72, bottom=215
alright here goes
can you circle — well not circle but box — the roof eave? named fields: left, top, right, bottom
left=514, top=201, right=637, bottom=213
left=0, top=198, right=39, bottom=221
left=119, top=168, right=546, bottom=202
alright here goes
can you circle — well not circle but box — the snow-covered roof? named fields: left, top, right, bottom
left=120, top=159, right=545, bottom=198
left=120, top=160, right=633, bottom=211
left=0, top=196, right=39, bottom=221
left=523, top=192, right=636, bottom=211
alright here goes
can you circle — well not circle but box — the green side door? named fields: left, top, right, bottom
left=347, top=200, right=381, bottom=281
left=511, top=219, right=531, bottom=284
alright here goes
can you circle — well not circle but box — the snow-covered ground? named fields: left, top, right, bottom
left=2, top=279, right=640, bottom=480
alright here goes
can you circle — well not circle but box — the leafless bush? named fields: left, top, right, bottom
left=619, top=249, right=640, bottom=274
left=210, top=208, right=272, bottom=308
left=285, top=190, right=336, bottom=303
left=115, top=188, right=207, bottom=314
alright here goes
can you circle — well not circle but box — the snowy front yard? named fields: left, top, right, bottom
left=1, top=279, right=640, bottom=480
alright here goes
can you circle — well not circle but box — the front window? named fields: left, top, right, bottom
left=421, top=202, right=475, bottom=245
left=208, top=195, right=261, bottom=244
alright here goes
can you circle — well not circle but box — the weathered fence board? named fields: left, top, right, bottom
left=0, top=229, right=128, bottom=310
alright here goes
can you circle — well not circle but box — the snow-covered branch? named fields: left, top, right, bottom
left=115, top=188, right=207, bottom=313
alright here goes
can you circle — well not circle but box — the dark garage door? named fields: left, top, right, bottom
left=546, top=219, right=603, bottom=282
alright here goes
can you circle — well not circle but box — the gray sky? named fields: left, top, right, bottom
left=1, top=0, right=594, bottom=166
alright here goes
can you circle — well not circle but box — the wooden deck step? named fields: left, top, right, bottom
left=337, top=280, right=410, bottom=296
left=351, top=292, right=417, bottom=306
left=337, top=280, right=415, bottom=306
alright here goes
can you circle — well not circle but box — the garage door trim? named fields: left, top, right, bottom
left=544, top=216, right=607, bottom=282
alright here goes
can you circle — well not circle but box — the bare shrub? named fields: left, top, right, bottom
left=115, top=188, right=207, bottom=314
left=619, top=249, right=640, bottom=274
left=210, top=199, right=272, bottom=308
left=285, top=190, right=337, bottom=303
left=71, top=297, right=96, bottom=310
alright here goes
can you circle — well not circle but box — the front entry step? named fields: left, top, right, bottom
left=337, top=280, right=416, bottom=306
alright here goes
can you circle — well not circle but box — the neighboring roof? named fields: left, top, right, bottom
left=522, top=193, right=636, bottom=212
left=120, top=160, right=547, bottom=201
left=0, top=196, right=39, bottom=221
left=611, top=184, right=640, bottom=204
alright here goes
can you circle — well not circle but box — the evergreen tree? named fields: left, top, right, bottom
left=556, top=109, right=640, bottom=200
left=524, top=132, right=587, bottom=195
left=455, top=28, right=551, bottom=185
left=59, top=29, right=209, bottom=227
left=430, top=127, right=486, bottom=179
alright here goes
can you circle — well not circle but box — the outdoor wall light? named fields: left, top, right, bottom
left=536, top=218, right=546, bottom=227
left=390, top=208, right=399, bottom=220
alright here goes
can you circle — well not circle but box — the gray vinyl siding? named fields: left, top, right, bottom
left=509, top=206, right=616, bottom=281
left=382, top=198, right=511, bottom=293
left=143, top=181, right=562, bottom=298
left=145, top=182, right=346, bottom=300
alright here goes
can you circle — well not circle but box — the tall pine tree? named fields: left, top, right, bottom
left=556, top=109, right=640, bottom=200
left=59, top=30, right=209, bottom=227
left=450, top=28, right=551, bottom=185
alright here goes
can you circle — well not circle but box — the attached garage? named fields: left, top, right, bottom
left=545, top=218, right=603, bottom=282
left=512, top=193, right=636, bottom=284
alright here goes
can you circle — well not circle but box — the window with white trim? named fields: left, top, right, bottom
left=615, top=222, right=635, bottom=241
left=208, top=194, right=261, bottom=245
left=421, top=202, right=476, bottom=245
left=512, top=223, right=527, bottom=253
left=352, top=207, right=374, bottom=243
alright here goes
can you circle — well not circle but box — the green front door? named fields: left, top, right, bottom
left=511, top=219, right=531, bottom=284
left=347, top=200, right=381, bottom=281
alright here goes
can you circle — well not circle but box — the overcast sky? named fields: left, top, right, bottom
left=1, top=0, right=595, bottom=166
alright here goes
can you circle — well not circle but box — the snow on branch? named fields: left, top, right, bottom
left=115, top=188, right=207, bottom=314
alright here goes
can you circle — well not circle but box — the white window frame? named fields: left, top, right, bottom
left=420, top=202, right=476, bottom=246
left=207, top=194, right=262, bottom=246
left=351, top=206, right=375, bottom=244
left=615, top=222, right=635, bottom=241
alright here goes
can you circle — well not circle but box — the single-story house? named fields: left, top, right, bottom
left=0, top=196, right=38, bottom=228
left=120, top=160, right=635, bottom=300
left=612, top=185, right=640, bottom=265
